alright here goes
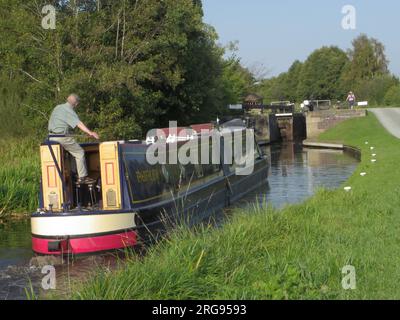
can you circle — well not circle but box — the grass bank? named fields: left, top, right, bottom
left=0, top=138, right=40, bottom=218
left=72, top=113, right=400, bottom=300
left=0, top=80, right=41, bottom=218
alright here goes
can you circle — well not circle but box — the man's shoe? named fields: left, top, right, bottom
left=76, top=177, right=97, bottom=185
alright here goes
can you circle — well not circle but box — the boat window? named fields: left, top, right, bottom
left=227, top=131, right=257, bottom=172
left=197, top=137, right=221, bottom=177
left=162, top=163, right=180, bottom=188
left=195, top=164, right=204, bottom=179
left=179, top=163, right=198, bottom=186
left=121, top=146, right=171, bottom=205
left=121, top=140, right=225, bottom=204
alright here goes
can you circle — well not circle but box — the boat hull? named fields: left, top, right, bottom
left=32, top=231, right=137, bottom=255
left=31, top=162, right=268, bottom=256
left=31, top=212, right=137, bottom=255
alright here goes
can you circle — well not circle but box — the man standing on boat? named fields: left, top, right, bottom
left=48, top=94, right=100, bottom=184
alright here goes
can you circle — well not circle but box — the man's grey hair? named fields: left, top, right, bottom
left=68, top=94, right=80, bottom=102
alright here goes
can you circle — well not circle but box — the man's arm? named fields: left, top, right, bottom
left=77, top=122, right=100, bottom=140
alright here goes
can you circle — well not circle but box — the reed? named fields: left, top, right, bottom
left=0, top=77, right=41, bottom=217
left=0, top=138, right=40, bottom=217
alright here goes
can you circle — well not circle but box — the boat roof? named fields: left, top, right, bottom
left=42, top=121, right=249, bottom=147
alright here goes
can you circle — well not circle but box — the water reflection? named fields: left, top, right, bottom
left=241, top=142, right=359, bottom=208
left=0, top=220, right=35, bottom=300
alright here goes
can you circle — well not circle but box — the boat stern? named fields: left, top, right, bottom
left=31, top=211, right=137, bottom=255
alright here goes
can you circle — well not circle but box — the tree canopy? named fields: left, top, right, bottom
left=1, top=2, right=399, bottom=142
left=0, top=0, right=252, bottom=140
left=297, top=46, right=349, bottom=100
left=256, top=34, right=398, bottom=106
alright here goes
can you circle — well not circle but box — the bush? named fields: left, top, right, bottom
left=0, top=76, right=27, bottom=138
left=384, top=85, right=400, bottom=107
left=355, top=75, right=398, bottom=106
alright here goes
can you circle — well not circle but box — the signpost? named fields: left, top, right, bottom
left=229, top=104, right=243, bottom=110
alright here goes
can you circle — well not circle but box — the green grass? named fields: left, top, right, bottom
left=0, top=138, right=40, bottom=217
left=0, top=79, right=41, bottom=217
left=71, top=113, right=400, bottom=300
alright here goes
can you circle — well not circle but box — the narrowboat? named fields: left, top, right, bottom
left=31, top=122, right=269, bottom=255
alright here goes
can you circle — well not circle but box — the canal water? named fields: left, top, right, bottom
left=0, top=142, right=359, bottom=300
left=255, top=142, right=359, bottom=208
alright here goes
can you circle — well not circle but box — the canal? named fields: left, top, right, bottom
left=0, top=142, right=359, bottom=300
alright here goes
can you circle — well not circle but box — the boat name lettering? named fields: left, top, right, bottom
left=136, top=169, right=161, bottom=183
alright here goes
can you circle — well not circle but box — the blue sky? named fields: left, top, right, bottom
left=202, top=0, right=400, bottom=78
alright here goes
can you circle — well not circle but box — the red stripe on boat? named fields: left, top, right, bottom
left=32, top=231, right=137, bottom=255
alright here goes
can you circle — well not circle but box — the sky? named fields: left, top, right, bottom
left=202, top=0, right=400, bottom=78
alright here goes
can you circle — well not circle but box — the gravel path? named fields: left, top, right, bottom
left=369, top=108, right=400, bottom=139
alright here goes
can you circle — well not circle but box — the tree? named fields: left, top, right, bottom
left=0, top=74, right=28, bottom=138
left=254, top=34, right=394, bottom=105
left=0, top=0, right=233, bottom=140
left=384, top=84, right=400, bottom=107
left=341, top=34, right=389, bottom=91
left=254, top=61, right=302, bottom=104
left=355, top=75, right=398, bottom=106
left=218, top=42, right=255, bottom=105
left=284, top=60, right=303, bottom=102
left=297, top=46, right=348, bottom=100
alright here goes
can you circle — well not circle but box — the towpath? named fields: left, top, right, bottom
left=369, top=108, right=400, bottom=139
